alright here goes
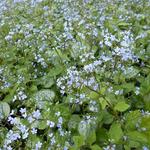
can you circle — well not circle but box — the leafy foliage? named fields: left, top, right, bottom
left=0, top=0, right=150, bottom=149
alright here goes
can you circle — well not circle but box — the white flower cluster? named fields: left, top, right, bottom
left=5, top=116, right=29, bottom=148
left=103, top=144, right=116, bottom=150
left=34, top=53, right=48, bottom=68
left=35, top=141, right=42, bottom=150
left=79, top=52, right=95, bottom=63
left=28, top=109, right=41, bottom=123
left=12, top=90, right=27, bottom=101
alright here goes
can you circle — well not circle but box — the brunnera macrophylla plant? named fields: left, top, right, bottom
left=0, top=0, right=150, bottom=149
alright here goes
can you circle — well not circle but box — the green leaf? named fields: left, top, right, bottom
left=96, top=128, right=108, bottom=143
left=99, top=97, right=108, bottom=110
left=143, top=93, right=150, bottom=111
left=118, top=22, right=130, bottom=29
left=30, top=85, right=38, bottom=93
left=31, top=120, right=39, bottom=128
left=0, top=102, right=10, bottom=120
left=124, top=145, right=131, bottom=150
left=121, top=83, right=135, bottom=93
left=91, top=145, right=102, bottom=150
left=38, top=74, right=54, bottom=88
left=127, top=140, right=141, bottom=149
left=141, top=116, right=150, bottom=130
left=89, top=91, right=99, bottom=100
left=86, top=131, right=96, bottom=145
left=49, top=65, right=64, bottom=77
left=108, top=122, right=123, bottom=142
left=73, top=135, right=84, bottom=148
left=37, top=120, right=47, bottom=130
left=125, top=110, right=141, bottom=130
left=141, top=75, right=150, bottom=95
left=127, top=131, right=148, bottom=144
left=34, top=89, right=55, bottom=108
left=125, top=67, right=139, bottom=79
left=114, top=101, right=130, bottom=112
left=0, top=127, right=7, bottom=144
left=35, top=89, right=55, bottom=101
left=26, top=134, right=41, bottom=148
left=78, top=120, right=97, bottom=144
left=68, top=115, right=81, bottom=131
left=102, top=111, right=114, bottom=124
left=78, top=121, right=91, bottom=139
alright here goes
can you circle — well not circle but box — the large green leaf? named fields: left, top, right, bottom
left=127, top=131, right=148, bottom=144
left=37, top=120, right=47, bottom=130
left=78, top=121, right=91, bottom=139
left=0, top=127, right=7, bottom=145
left=38, top=75, right=54, bottom=88
left=91, top=145, right=102, bottom=150
left=86, top=130, right=96, bottom=145
left=114, top=101, right=130, bottom=112
left=33, top=89, right=55, bottom=109
left=48, top=65, right=64, bottom=77
left=0, top=102, right=10, bottom=120
left=125, top=110, right=141, bottom=130
left=102, top=111, right=114, bottom=124
left=73, top=135, right=84, bottom=148
left=125, top=67, right=139, bottom=79
left=99, top=97, right=108, bottom=110
left=89, top=91, right=99, bottom=100
left=34, top=89, right=55, bottom=102
left=141, top=116, right=150, bottom=130
left=108, top=122, right=123, bottom=142
left=68, top=115, right=81, bottom=131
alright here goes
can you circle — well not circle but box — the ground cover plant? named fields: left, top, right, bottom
left=0, top=0, right=150, bottom=149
